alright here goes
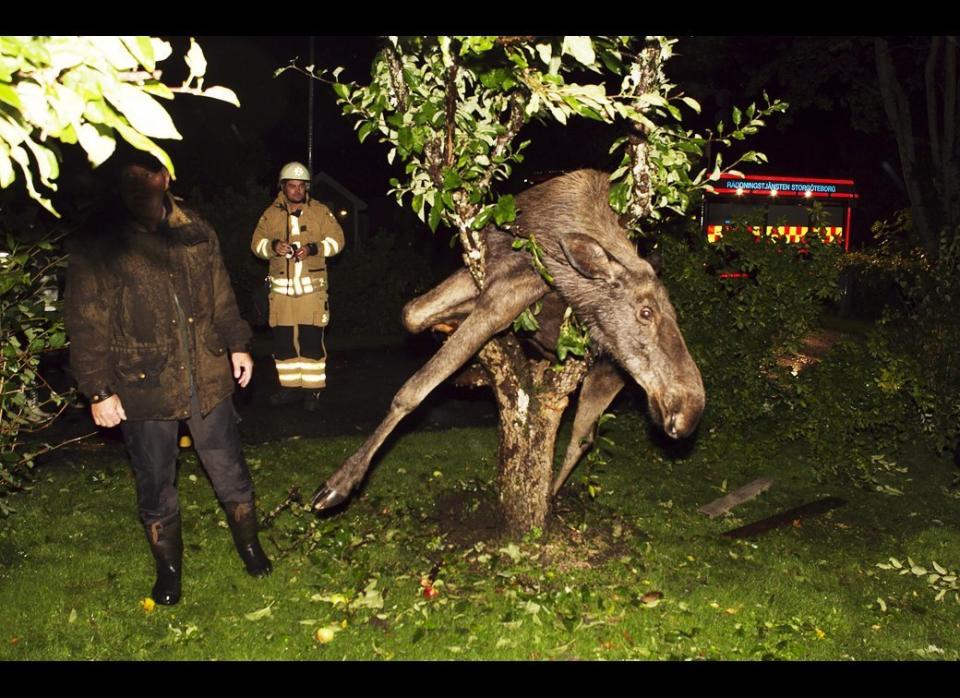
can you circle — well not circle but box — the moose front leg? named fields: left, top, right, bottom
left=551, top=359, right=625, bottom=496
left=312, top=275, right=548, bottom=512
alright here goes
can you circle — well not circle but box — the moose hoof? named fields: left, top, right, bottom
left=311, top=486, right=348, bottom=513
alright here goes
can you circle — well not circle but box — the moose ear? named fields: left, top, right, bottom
left=560, top=233, right=616, bottom=281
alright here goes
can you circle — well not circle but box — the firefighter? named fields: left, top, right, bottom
left=251, top=162, right=345, bottom=410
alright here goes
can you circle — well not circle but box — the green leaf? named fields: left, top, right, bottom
left=0, top=84, right=23, bottom=111
left=141, top=82, right=175, bottom=100
left=498, top=543, right=522, bottom=563
left=680, top=96, right=701, bottom=114
left=120, top=36, right=156, bottom=71
left=104, top=83, right=181, bottom=140
left=349, top=580, right=385, bottom=610
left=113, top=122, right=175, bottom=176
left=561, top=36, right=596, bottom=67
left=442, top=168, right=462, bottom=189
left=472, top=205, right=493, bottom=230
left=244, top=602, right=275, bottom=621
left=428, top=202, right=442, bottom=232
left=150, top=38, right=172, bottom=62
left=493, top=194, right=516, bottom=225
left=48, top=332, right=67, bottom=349
left=88, top=36, right=137, bottom=71
left=535, top=43, right=552, bottom=66
left=0, top=151, right=16, bottom=188
left=76, top=123, right=116, bottom=167
left=310, top=592, right=349, bottom=606
left=732, top=105, right=742, bottom=127
left=557, top=307, right=589, bottom=361
left=397, top=127, right=413, bottom=153
left=358, top=122, right=375, bottom=143
left=332, top=83, right=349, bottom=100
left=184, top=38, right=208, bottom=81
left=24, top=138, right=58, bottom=188
left=513, top=307, right=540, bottom=333
left=201, top=86, right=240, bottom=107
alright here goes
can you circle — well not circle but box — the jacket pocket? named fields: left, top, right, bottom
left=202, top=330, right=227, bottom=357
left=115, top=352, right=168, bottom=388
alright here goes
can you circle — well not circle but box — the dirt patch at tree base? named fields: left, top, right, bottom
left=433, top=485, right=641, bottom=571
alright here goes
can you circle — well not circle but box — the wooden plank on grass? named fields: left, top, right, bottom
left=699, top=477, right=774, bottom=518
left=722, top=497, right=847, bottom=539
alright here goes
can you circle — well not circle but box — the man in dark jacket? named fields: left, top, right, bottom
left=65, top=151, right=271, bottom=606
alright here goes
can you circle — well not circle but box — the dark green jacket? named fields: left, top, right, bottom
left=65, top=196, right=251, bottom=420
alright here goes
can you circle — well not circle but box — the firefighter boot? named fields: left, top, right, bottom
left=224, top=501, right=272, bottom=577
left=303, top=390, right=324, bottom=412
left=144, top=511, right=183, bottom=605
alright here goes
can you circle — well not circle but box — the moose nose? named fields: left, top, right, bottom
left=666, top=414, right=680, bottom=439
left=665, top=410, right=700, bottom=439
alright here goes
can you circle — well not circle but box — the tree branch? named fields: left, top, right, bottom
left=875, top=38, right=916, bottom=169
left=624, top=40, right=660, bottom=225
left=476, top=94, right=525, bottom=194
left=11, top=430, right=97, bottom=471
left=877, top=39, right=940, bottom=257
left=383, top=46, right=409, bottom=113
left=496, top=36, right=536, bottom=47
left=444, top=62, right=458, bottom=168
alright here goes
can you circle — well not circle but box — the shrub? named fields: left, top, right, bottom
left=0, top=212, right=70, bottom=514
left=661, top=221, right=842, bottom=433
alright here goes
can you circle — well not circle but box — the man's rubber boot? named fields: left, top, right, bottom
left=224, top=501, right=272, bottom=577
left=144, top=511, right=183, bottom=605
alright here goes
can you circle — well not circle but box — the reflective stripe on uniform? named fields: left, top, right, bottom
left=275, top=357, right=302, bottom=388
left=300, top=357, right=326, bottom=386
left=321, top=238, right=340, bottom=256
left=271, top=278, right=318, bottom=296
left=255, top=238, right=272, bottom=258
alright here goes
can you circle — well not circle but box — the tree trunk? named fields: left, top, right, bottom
left=477, top=334, right=587, bottom=536
left=875, top=36, right=960, bottom=260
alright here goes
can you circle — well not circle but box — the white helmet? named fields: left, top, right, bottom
left=279, top=161, right=311, bottom=185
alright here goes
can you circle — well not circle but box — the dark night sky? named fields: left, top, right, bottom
left=149, top=36, right=907, bottom=247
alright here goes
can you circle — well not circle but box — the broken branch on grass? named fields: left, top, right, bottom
left=699, top=477, right=774, bottom=519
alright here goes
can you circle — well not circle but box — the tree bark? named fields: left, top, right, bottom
left=875, top=37, right=951, bottom=260
left=477, top=334, right=587, bottom=536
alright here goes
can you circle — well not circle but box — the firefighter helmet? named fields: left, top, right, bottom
left=279, top=161, right=311, bottom=185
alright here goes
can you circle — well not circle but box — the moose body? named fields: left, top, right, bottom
left=312, top=169, right=705, bottom=511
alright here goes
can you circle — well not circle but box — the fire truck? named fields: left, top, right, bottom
left=702, top=173, right=858, bottom=251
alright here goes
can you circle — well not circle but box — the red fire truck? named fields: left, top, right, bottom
left=702, top=173, right=858, bottom=251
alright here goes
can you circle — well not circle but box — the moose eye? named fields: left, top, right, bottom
left=638, top=306, right=654, bottom=322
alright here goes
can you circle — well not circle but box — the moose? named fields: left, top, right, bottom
left=311, top=169, right=705, bottom=512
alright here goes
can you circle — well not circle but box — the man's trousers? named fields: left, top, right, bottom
left=120, top=392, right=253, bottom=524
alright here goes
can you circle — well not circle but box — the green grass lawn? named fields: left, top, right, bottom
left=2, top=411, right=959, bottom=660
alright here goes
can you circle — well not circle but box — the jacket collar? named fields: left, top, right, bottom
left=162, top=195, right=207, bottom=246
left=272, top=191, right=312, bottom=211
left=166, top=194, right=192, bottom=229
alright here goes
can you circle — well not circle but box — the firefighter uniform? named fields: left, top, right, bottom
left=251, top=190, right=345, bottom=393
